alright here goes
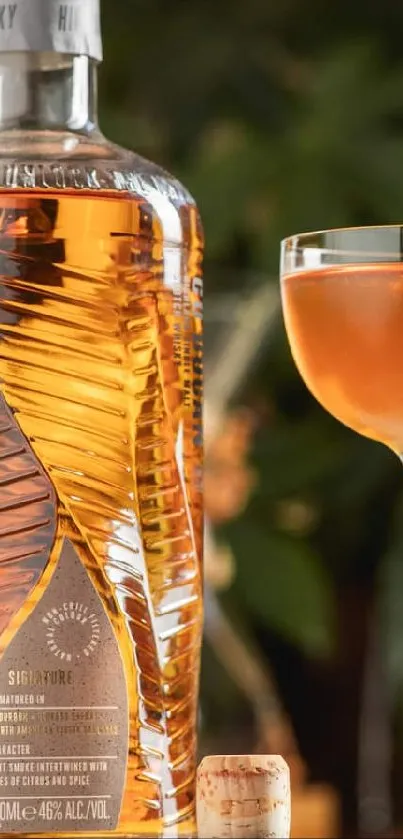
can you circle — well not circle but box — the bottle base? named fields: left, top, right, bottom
left=0, top=816, right=196, bottom=839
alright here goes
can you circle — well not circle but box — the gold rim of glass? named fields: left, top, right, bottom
left=280, top=224, right=403, bottom=276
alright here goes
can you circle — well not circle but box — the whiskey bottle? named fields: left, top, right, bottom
left=0, top=1, right=203, bottom=837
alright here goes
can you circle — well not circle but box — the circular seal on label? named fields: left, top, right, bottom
left=42, top=602, right=101, bottom=661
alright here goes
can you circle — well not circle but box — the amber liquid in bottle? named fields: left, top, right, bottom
left=0, top=189, right=203, bottom=837
left=281, top=263, right=403, bottom=451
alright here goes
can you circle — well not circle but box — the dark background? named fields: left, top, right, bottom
left=99, top=2, right=403, bottom=835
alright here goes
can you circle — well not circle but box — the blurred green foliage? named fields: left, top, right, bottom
left=100, top=0, right=403, bottom=746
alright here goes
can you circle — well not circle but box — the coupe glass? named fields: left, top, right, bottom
left=280, top=226, right=403, bottom=456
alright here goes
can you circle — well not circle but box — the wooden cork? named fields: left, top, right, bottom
left=196, top=755, right=291, bottom=838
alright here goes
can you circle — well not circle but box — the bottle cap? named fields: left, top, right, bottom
left=196, top=755, right=291, bottom=838
left=0, top=0, right=103, bottom=63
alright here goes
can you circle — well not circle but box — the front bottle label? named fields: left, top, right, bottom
left=0, top=539, right=128, bottom=833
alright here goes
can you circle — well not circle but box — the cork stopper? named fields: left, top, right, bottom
left=196, top=755, right=291, bottom=838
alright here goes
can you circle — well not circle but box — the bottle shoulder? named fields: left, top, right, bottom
left=0, top=129, right=197, bottom=210
left=103, top=137, right=197, bottom=207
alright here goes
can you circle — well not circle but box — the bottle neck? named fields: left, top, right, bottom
left=0, top=52, right=98, bottom=134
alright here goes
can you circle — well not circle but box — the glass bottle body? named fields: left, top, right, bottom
left=0, top=54, right=203, bottom=838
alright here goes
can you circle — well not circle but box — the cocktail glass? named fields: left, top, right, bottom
left=280, top=226, right=403, bottom=455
